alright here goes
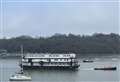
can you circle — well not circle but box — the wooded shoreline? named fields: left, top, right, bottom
left=0, top=33, right=120, bottom=56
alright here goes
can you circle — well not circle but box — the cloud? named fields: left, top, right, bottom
left=1, top=0, right=119, bottom=37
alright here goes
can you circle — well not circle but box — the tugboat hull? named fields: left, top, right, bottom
left=94, top=67, right=117, bottom=70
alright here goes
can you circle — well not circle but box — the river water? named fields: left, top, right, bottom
left=0, top=55, right=120, bottom=82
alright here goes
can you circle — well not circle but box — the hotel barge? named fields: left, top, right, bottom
left=20, top=53, right=80, bottom=69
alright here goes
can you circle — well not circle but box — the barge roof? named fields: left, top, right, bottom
left=24, top=53, right=76, bottom=59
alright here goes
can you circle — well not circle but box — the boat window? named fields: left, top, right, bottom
left=47, top=59, right=51, bottom=62
left=55, top=55, right=58, bottom=57
left=54, top=59, right=58, bottom=61
left=40, top=55, right=44, bottom=57
left=49, top=54, right=53, bottom=57
left=64, top=59, right=68, bottom=61
left=67, top=54, right=70, bottom=57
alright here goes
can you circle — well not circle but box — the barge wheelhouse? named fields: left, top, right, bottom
left=20, top=53, right=80, bottom=69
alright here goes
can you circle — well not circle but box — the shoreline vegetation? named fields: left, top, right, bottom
left=0, top=33, right=120, bottom=57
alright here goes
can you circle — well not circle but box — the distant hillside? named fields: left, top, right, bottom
left=0, top=33, right=120, bottom=55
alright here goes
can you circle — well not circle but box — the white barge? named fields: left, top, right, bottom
left=20, top=53, right=80, bottom=69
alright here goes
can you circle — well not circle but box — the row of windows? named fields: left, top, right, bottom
left=23, top=58, right=75, bottom=62
left=50, top=54, right=71, bottom=57
left=31, top=59, right=72, bottom=61
left=24, top=62, right=71, bottom=65
left=44, top=62, right=70, bottom=65
left=23, top=63, right=78, bottom=67
left=28, top=54, right=72, bottom=57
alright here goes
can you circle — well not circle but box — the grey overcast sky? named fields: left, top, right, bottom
left=0, top=0, right=119, bottom=38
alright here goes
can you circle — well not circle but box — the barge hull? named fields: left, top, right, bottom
left=22, top=66, right=79, bottom=70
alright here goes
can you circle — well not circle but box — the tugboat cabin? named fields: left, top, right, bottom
left=21, top=53, right=80, bottom=69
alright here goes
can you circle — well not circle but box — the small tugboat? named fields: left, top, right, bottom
left=94, top=67, right=117, bottom=70
left=83, top=59, right=93, bottom=63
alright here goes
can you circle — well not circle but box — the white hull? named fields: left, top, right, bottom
left=9, top=74, right=31, bottom=81
left=9, top=79, right=31, bottom=81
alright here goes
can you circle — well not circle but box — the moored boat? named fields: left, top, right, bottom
left=10, top=66, right=32, bottom=81
left=94, top=67, right=117, bottom=70
left=83, top=60, right=93, bottom=63
left=9, top=73, right=31, bottom=81
left=9, top=45, right=32, bottom=81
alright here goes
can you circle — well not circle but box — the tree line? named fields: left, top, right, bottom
left=0, top=33, right=120, bottom=56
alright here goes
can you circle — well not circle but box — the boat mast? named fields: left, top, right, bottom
left=20, top=45, right=24, bottom=59
left=20, top=45, right=24, bottom=73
